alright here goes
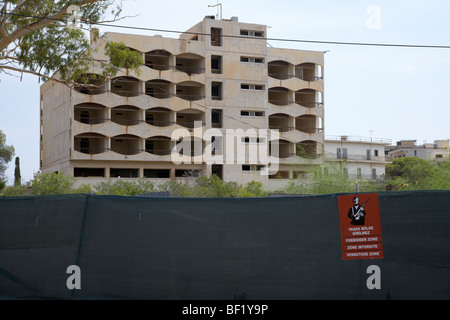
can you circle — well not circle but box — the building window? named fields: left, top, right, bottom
left=241, top=137, right=265, bottom=144
left=337, top=148, right=347, bottom=159
left=212, top=164, right=223, bottom=180
left=241, top=111, right=265, bottom=117
left=211, top=82, right=222, bottom=100
left=211, top=136, right=223, bottom=156
left=240, top=56, right=264, bottom=64
left=366, top=149, right=371, bottom=160
left=211, top=109, right=223, bottom=128
left=240, top=30, right=264, bottom=38
left=176, top=170, right=202, bottom=178
left=436, top=154, right=443, bottom=159
left=74, top=168, right=105, bottom=178
left=211, top=28, right=222, bottom=46
left=357, top=168, right=362, bottom=179
left=144, top=169, right=170, bottom=179
left=343, top=167, right=348, bottom=178
left=241, top=84, right=264, bottom=91
left=372, top=169, right=377, bottom=180
left=211, top=55, right=222, bottom=74
left=242, top=165, right=265, bottom=172
left=110, top=169, right=139, bottom=178
left=374, top=150, right=379, bottom=157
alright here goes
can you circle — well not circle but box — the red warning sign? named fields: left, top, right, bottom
left=338, top=193, right=383, bottom=260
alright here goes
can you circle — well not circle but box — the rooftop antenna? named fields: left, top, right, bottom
left=208, top=1, right=223, bottom=20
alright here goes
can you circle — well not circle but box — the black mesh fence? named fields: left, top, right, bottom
left=0, top=191, right=449, bottom=300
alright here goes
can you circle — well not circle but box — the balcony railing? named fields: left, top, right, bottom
left=177, top=94, right=205, bottom=101
left=146, top=149, right=173, bottom=156
left=268, top=99, right=295, bottom=106
left=111, top=148, right=143, bottom=156
left=75, top=147, right=109, bottom=155
left=325, top=135, right=392, bottom=145
left=146, top=120, right=176, bottom=127
left=296, top=128, right=324, bottom=134
left=295, top=101, right=324, bottom=108
left=268, top=126, right=295, bottom=133
left=111, top=119, right=142, bottom=126
left=144, top=63, right=205, bottom=75
left=176, top=121, right=206, bottom=129
left=268, top=73, right=323, bottom=82
left=324, top=154, right=392, bottom=162
left=75, top=117, right=109, bottom=125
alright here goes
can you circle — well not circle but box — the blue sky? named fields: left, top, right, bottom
left=0, top=0, right=449, bottom=184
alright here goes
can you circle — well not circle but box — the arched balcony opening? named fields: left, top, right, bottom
left=111, top=76, right=141, bottom=97
left=176, top=53, right=205, bottom=75
left=270, top=139, right=294, bottom=159
left=296, top=63, right=323, bottom=81
left=74, top=103, right=108, bottom=125
left=111, top=135, right=142, bottom=155
left=268, top=61, right=292, bottom=80
left=111, top=106, right=141, bottom=126
left=269, top=87, right=292, bottom=106
left=145, top=80, right=172, bottom=99
left=296, top=140, right=320, bottom=159
left=295, top=89, right=323, bottom=108
left=177, top=109, right=205, bottom=129
left=269, top=114, right=293, bottom=132
left=176, top=81, right=205, bottom=101
left=296, top=115, right=322, bottom=134
left=74, top=133, right=108, bottom=155
left=145, top=50, right=171, bottom=71
left=145, top=108, right=173, bottom=127
left=74, top=73, right=107, bottom=95
left=145, top=136, right=172, bottom=156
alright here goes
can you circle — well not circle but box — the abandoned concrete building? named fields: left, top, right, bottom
left=40, top=16, right=325, bottom=189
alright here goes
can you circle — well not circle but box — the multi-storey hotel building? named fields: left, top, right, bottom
left=40, top=16, right=325, bottom=189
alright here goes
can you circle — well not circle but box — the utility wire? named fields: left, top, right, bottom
left=3, top=11, right=450, bottom=49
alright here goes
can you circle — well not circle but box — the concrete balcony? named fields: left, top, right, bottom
left=74, top=103, right=108, bottom=125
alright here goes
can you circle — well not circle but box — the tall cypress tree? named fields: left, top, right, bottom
left=14, top=157, right=21, bottom=186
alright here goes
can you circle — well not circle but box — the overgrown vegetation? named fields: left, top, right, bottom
left=1, top=157, right=448, bottom=197
left=385, top=157, right=450, bottom=191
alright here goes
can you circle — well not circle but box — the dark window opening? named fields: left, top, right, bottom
left=80, top=111, right=90, bottom=124
left=211, top=55, right=222, bottom=74
left=175, top=170, right=202, bottom=178
left=74, top=168, right=105, bottom=178
left=144, top=169, right=170, bottom=179
left=211, top=28, right=222, bottom=46
left=110, top=169, right=139, bottom=178
left=212, top=165, right=223, bottom=180
left=212, top=82, right=222, bottom=100
left=211, top=109, right=223, bottom=128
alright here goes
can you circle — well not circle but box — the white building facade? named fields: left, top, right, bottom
left=324, top=136, right=392, bottom=181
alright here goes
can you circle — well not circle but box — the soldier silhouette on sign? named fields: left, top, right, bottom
left=348, top=197, right=368, bottom=225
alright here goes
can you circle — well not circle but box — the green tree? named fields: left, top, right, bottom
left=0, top=1, right=143, bottom=84
left=30, top=171, right=91, bottom=195
left=386, top=157, right=450, bottom=190
left=0, top=130, right=15, bottom=189
left=94, top=179, right=156, bottom=196
left=14, top=156, right=20, bottom=186
left=0, top=184, right=27, bottom=196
